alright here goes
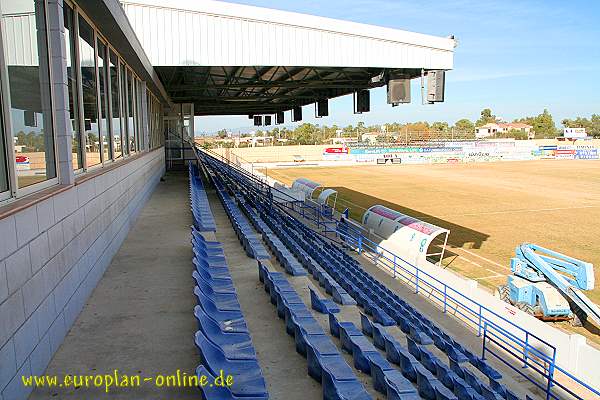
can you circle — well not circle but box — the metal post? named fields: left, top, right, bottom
left=415, top=269, right=419, bottom=294
left=523, top=333, right=529, bottom=368
left=443, top=286, right=447, bottom=313
left=478, top=305, right=482, bottom=336
left=481, top=323, right=487, bottom=360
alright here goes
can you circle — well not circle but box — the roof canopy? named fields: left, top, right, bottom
left=121, top=0, right=456, bottom=115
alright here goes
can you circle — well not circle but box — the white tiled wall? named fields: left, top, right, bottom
left=0, top=149, right=165, bottom=400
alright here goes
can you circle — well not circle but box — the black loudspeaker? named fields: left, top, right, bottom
left=24, top=111, right=37, bottom=127
left=316, top=99, right=329, bottom=117
left=248, top=114, right=254, bottom=119
left=427, top=70, right=445, bottom=103
left=264, top=115, right=272, bottom=126
left=387, top=79, right=411, bottom=105
left=293, top=106, right=302, bottom=122
left=276, top=111, right=284, bottom=124
left=253, top=116, right=263, bottom=126
left=355, top=90, right=370, bottom=113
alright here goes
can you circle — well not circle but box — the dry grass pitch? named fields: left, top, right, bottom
left=266, top=160, right=600, bottom=344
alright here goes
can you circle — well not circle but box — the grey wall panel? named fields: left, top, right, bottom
left=0, top=149, right=165, bottom=399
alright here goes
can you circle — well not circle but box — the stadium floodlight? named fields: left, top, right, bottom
left=253, top=115, right=263, bottom=126
left=276, top=111, right=284, bottom=124
left=293, top=106, right=302, bottom=122
left=316, top=99, right=329, bottom=118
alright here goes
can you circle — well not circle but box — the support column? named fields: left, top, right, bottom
left=46, top=0, right=74, bottom=185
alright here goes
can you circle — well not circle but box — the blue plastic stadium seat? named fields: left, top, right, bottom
left=338, top=322, right=363, bottom=353
left=398, top=348, right=420, bottom=383
left=448, top=346, right=470, bottom=364
left=415, top=364, right=440, bottom=400
left=195, top=330, right=267, bottom=397
left=371, top=306, right=396, bottom=326
left=435, top=359, right=458, bottom=390
left=367, top=351, right=395, bottom=392
left=305, top=335, right=341, bottom=381
left=275, top=290, right=305, bottom=319
left=284, top=304, right=312, bottom=336
left=481, top=385, right=505, bottom=400
left=194, top=305, right=248, bottom=334
left=473, top=357, right=503, bottom=380
left=371, top=323, right=393, bottom=350
left=453, top=377, right=481, bottom=400
left=409, top=325, right=434, bottom=345
left=196, top=365, right=268, bottom=400
left=194, top=286, right=241, bottom=311
left=385, top=368, right=421, bottom=400
left=347, top=335, right=378, bottom=373
left=319, top=355, right=371, bottom=400
left=309, top=288, right=340, bottom=314
left=463, top=369, right=483, bottom=394
left=292, top=316, right=326, bottom=357
left=360, top=313, right=373, bottom=337
left=194, top=329, right=256, bottom=361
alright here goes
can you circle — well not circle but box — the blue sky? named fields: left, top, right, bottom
left=197, top=0, right=600, bottom=134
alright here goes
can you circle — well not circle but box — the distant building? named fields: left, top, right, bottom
left=361, top=132, right=381, bottom=143
left=476, top=122, right=533, bottom=139
left=325, top=137, right=359, bottom=145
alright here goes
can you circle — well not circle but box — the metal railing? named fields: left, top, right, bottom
left=336, top=223, right=600, bottom=400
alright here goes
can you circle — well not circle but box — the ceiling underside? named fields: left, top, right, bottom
left=155, top=66, right=423, bottom=116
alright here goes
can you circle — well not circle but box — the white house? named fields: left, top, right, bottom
left=476, top=122, right=533, bottom=139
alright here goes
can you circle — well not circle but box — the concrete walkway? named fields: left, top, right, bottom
left=205, top=185, right=324, bottom=400
left=30, top=172, right=198, bottom=399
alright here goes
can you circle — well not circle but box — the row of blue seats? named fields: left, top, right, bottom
left=234, top=197, right=357, bottom=306
left=189, top=174, right=268, bottom=399
left=210, top=179, right=271, bottom=260
left=259, top=213, right=356, bottom=305
left=265, top=207, right=522, bottom=400
left=200, top=155, right=521, bottom=400
left=326, top=311, right=421, bottom=400
left=273, top=211, right=519, bottom=400
left=361, top=314, right=518, bottom=400
left=257, top=261, right=372, bottom=400
left=189, top=164, right=216, bottom=232
left=230, top=196, right=307, bottom=276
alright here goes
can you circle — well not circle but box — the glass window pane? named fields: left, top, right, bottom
left=109, top=51, right=121, bottom=159
left=135, top=79, right=142, bottom=151
left=2, top=0, right=56, bottom=188
left=127, top=70, right=135, bottom=153
left=78, top=15, right=100, bottom=168
left=63, top=3, right=81, bottom=170
left=119, top=62, right=128, bottom=156
left=0, top=89, right=8, bottom=193
left=97, top=39, right=110, bottom=162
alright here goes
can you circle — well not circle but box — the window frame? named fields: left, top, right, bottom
left=0, top=0, right=59, bottom=201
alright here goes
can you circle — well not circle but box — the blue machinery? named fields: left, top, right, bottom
left=195, top=147, right=600, bottom=400
left=497, top=244, right=600, bottom=326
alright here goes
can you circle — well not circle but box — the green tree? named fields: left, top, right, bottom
left=431, top=121, right=449, bottom=132
left=217, top=129, right=228, bottom=138
left=476, top=108, right=497, bottom=127
left=562, top=114, right=600, bottom=137
left=514, top=109, right=557, bottom=138
left=454, top=118, right=475, bottom=133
